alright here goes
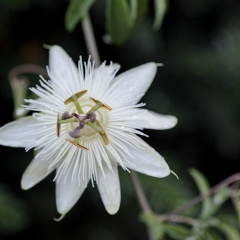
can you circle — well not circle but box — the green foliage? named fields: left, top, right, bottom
left=189, top=168, right=213, bottom=218
left=163, top=224, right=191, bottom=239
left=205, top=229, right=223, bottom=240
left=9, top=77, right=29, bottom=119
left=0, top=185, right=29, bottom=234
left=64, top=0, right=167, bottom=44
left=231, top=188, right=240, bottom=226
left=152, top=0, right=168, bottom=31
left=138, top=173, right=197, bottom=215
left=217, top=222, right=240, bottom=240
left=65, top=0, right=96, bottom=32
left=135, top=0, right=149, bottom=22
left=138, top=169, right=240, bottom=239
left=140, top=213, right=164, bottom=240
left=105, top=0, right=131, bottom=45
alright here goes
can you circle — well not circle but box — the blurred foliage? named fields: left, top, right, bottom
left=65, top=0, right=168, bottom=44
left=139, top=169, right=240, bottom=240
left=140, top=213, right=164, bottom=240
left=152, top=0, right=168, bottom=31
left=0, top=185, right=29, bottom=235
left=65, top=0, right=96, bottom=32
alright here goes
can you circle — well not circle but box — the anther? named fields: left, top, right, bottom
left=56, top=112, right=61, bottom=137
left=95, top=120, right=110, bottom=145
left=65, top=138, right=88, bottom=150
left=64, top=90, right=87, bottom=114
left=89, top=97, right=112, bottom=111
left=64, top=90, right=87, bottom=105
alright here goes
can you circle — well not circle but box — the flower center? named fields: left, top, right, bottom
left=56, top=90, right=111, bottom=150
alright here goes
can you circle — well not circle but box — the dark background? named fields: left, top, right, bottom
left=0, top=0, right=240, bottom=239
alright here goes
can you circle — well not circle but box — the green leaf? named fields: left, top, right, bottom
left=105, top=0, right=131, bottom=45
left=231, top=188, right=240, bottom=226
left=129, top=0, right=137, bottom=27
left=189, top=168, right=213, bottom=218
left=152, top=0, right=168, bottom=31
left=136, top=0, right=149, bottom=22
left=217, top=222, right=240, bottom=240
left=65, top=0, right=96, bottom=32
left=140, top=213, right=164, bottom=240
left=0, top=185, right=29, bottom=233
left=9, top=77, right=29, bottom=119
left=187, top=218, right=220, bottom=240
left=206, top=229, right=224, bottom=240
left=210, top=187, right=230, bottom=215
left=163, top=223, right=191, bottom=240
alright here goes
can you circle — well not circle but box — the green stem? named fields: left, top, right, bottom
left=86, top=120, right=104, bottom=135
left=81, top=13, right=101, bottom=67
left=86, top=102, right=103, bottom=114
left=58, top=118, right=78, bottom=124
left=72, top=95, right=84, bottom=114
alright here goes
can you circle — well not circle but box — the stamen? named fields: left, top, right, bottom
left=65, top=138, right=88, bottom=150
left=89, top=97, right=112, bottom=111
left=58, top=118, right=78, bottom=124
left=64, top=90, right=87, bottom=105
left=64, top=90, right=87, bottom=114
left=86, top=120, right=104, bottom=135
left=95, top=120, right=110, bottom=145
left=56, top=112, right=61, bottom=137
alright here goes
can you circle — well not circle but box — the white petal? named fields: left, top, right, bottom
left=21, top=157, right=54, bottom=190
left=55, top=170, right=89, bottom=214
left=0, top=116, right=38, bottom=148
left=49, top=45, right=80, bottom=97
left=97, top=162, right=120, bottom=215
left=134, top=109, right=178, bottom=130
left=107, top=63, right=157, bottom=107
left=119, top=134, right=170, bottom=177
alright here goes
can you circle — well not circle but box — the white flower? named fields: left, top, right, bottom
left=0, top=45, right=177, bottom=216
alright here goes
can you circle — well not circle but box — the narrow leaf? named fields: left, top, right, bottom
left=105, top=0, right=131, bottom=45
left=231, top=188, right=240, bottom=226
left=152, top=0, right=168, bottom=31
left=129, top=0, right=137, bottom=27
left=9, top=77, right=29, bottom=119
left=163, top=223, right=191, bottom=240
left=136, top=0, right=149, bottom=22
left=210, top=187, right=230, bottom=215
left=65, top=0, right=96, bottom=32
left=206, top=229, right=224, bottom=240
left=218, top=222, right=240, bottom=240
left=140, top=213, right=164, bottom=240
left=189, top=168, right=213, bottom=218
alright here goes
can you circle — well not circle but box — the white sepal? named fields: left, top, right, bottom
left=21, top=157, right=54, bottom=190
left=119, top=134, right=170, bottom=178
left=55, top=168, right=89, bottom=214
left=97, top=162, right=120, bottom=215
left=0, top=116, right=38, bottom=148
left=107, top=63, right=157, bottom=107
